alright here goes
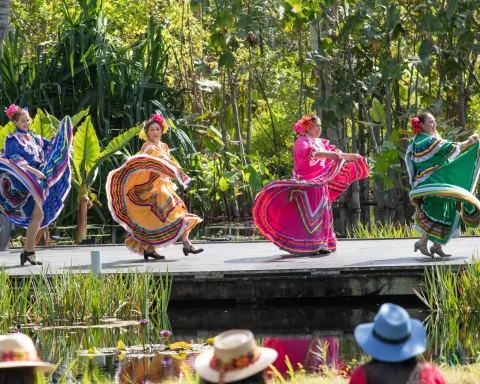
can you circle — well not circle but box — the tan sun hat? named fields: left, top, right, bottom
left=0, top=334, right=55, bottom=372
left=194, top=330, right=278, bottom=383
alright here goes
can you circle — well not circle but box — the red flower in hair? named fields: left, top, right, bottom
left=411, top=118, right=423, bottom=135
left=5, top=104, right=20, bottom=119
left=151, top=113, right=168, bottom=134
left=294, top=115, right=315, bottom=135
left=152, top=113, right=165, bottom=125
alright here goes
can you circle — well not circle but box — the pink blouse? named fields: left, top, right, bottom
left=292, top=135, right=338, bottom=181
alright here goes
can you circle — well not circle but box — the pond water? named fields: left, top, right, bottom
left=12, top=301, right=470, bottom=383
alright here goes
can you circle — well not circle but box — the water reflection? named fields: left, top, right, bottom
left=10, top=304, right=433, bottom=382
left=264, top=337, right=348, bottom=376
left=117, top=354, right=198, bottom=383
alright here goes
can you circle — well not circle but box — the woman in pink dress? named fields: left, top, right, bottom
left=253, top=115, right=369, bottom=255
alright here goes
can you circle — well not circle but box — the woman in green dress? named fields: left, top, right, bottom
left=406, top=113, right=480, bottom=257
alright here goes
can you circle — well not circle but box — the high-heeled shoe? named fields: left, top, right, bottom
left=143, top=251, right=165, bottom=260
left=414, top=241, right=433, bottom=258
left=20, top=251, right=42, bottom=266
left=183, top=246, right=204, bottom=256
left=430, top=246, right=452, bottom=258
left=317, top=249, right=331, bottom=255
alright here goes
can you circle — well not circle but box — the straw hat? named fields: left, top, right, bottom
left=0, top=334, right=55, bottom=371
left=354, top=303, right=426, bottom=363
left=195, top=330, right=278, bottom=383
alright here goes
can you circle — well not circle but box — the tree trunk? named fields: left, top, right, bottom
left=254, top=69, right=279, bottom=167
left=246, top=47, right=252, bottom=162
left=346, top=50, right=379, bottom=154
left=76, top=187, right=92, bottom=244
left=35, top=227, right=51, bottom=247
left=220, top=71, right=229, bottom=149
left=310, top=19, right=331, bottom=119
left=458, top=69, right=466, bottom=129
left=297, top=29, right=304, bottom=120
left=227, top=69, right=246, bottom=166
left=0, top=0, right=10, bottom=43
left=350, top=111, right=361, bottom=229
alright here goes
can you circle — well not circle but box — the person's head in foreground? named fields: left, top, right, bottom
left=195, top=329, right=278, bottom=384
left=0, top=333, right=55, bottom=384
left=350, top=303, right=445, bottom=384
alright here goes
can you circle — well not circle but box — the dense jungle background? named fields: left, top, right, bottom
left=0, top=0, right=479, bottom=242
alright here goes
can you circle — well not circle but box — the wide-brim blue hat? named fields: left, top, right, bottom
left=354, top=303, right=426, bottom=363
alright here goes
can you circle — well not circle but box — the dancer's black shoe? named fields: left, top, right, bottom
left=183, top=246, right=204, bottom=256
left=20, top=251, right=42, bottom=266
left=143, top=251, right=165, bottom=260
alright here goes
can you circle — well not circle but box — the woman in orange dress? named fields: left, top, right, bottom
left=106, top=114, right=203, bottom=259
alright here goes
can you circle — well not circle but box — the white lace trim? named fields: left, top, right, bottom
left=411, top=138, right=444, bottom=163
left=10, top=132, right=44, bottom=164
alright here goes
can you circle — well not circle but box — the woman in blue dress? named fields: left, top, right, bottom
left=1, top=105, right=72, bottom=265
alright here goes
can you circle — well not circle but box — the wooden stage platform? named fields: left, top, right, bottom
left=0, top=237, right=478, bottom=302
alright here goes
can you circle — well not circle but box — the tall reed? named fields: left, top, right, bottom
left=0, top=267, right=172, bottom=328
left=347, top=222, right=418, bottom=239
left=347, top=222, right=480, bottom=239
left=415, top=251, right=479, bottom=314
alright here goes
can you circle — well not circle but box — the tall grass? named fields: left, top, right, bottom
left=347, top=222, right=480, bottom=239
left=346, top=222, right=419, bottom=239
left=0, top=267, right=172, bottom=328
left=415, top=251, right=480, bottom=314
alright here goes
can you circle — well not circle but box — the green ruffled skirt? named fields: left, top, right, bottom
left=410, top=143, right=480, bottom=244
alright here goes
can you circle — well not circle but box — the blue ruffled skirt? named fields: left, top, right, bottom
left=0, top=117, right=72, bottom=228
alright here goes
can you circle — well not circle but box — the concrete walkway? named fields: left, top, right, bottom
left=1, top=238, right=478, bottom=300
left=0, top=237, right=477, bottom=276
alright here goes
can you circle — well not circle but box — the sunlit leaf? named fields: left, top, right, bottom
left=0, top=122, right=16, bottom=151
left=73, top=116, right=101, bottom=177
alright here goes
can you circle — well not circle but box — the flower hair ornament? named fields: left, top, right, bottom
left=138, top=113, right=169, bottom=141
left=5, top=104, right=28, bottom=121
left=152, top=113, right=168, bottom=134
left=410, top=117, right=423, bottom=135
left=294, top=115, right=316, bottom=135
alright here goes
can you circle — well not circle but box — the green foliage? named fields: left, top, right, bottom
left=0, top=122, right=15, bottom=151
left=415, top=251, right=480, bottom=314
left=347, top=221, right=418, bottom=239
left=0, top=266, right=172, bottom=326
left=1, top=2, right=181, bottom=142
left=7, top=0, right=480, bottom=228
left=74, top=116, right=101, bottom=178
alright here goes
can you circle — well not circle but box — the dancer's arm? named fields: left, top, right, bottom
left=5, top=138, right=46, bottom=179
left=314, top=151, right=339, bottom=160
left=339, top=153, right=360, bottom=161
left=458, top=133, right=479, bottom=151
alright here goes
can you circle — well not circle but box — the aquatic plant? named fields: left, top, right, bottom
left=347, top=222, right=480, bottom=239
left=346, top=222, right=419, bottom=239
left=415, top=251, right=480, bottom=315
left=0, top=266, right=172, bottom=328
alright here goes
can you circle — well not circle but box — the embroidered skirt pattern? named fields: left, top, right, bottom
left=106, top=154, right=202, bottom=254
left=253, top=156, right=369, bottom=255
left=408, top=142, right=480, bottom=244
left=0, top=117, right=72, bottom=228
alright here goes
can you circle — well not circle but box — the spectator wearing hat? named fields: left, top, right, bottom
left=0, top=333, right=55, bottom=384
left=195, top=329, right=278, bottom=384
left=350, top=303, right=445, bottom=384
